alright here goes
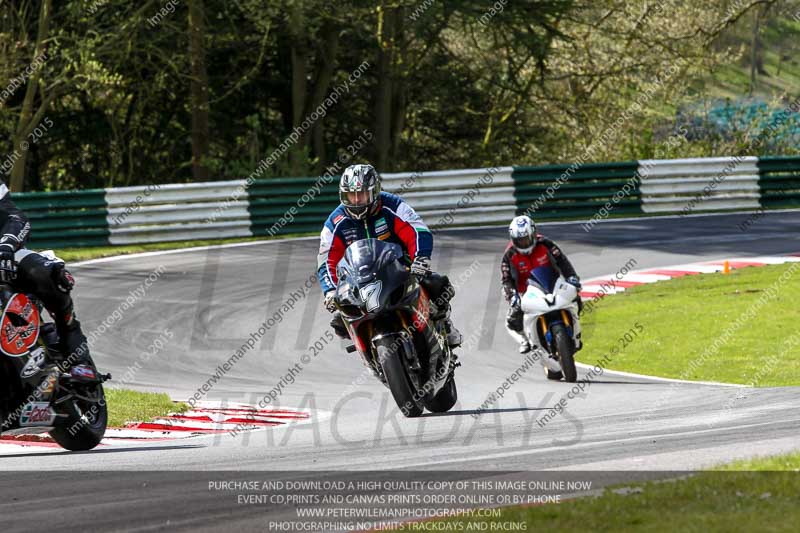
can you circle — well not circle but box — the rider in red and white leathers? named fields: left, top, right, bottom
left=501, top=215, right=581, bottom=353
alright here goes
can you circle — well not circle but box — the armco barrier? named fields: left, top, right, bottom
left=757, top=156, right=800, bottom=209
left=13, top=189, right=109, bottom=249
left=106, top=181, right=250, bottom=245
left=13, top=156, right=800, bottom=249
left=248, top=176, right=339, bottom=237
left=247, top=167, right=516, bottom=237
left=512, top=161, right=643, bottom=219
left=638, top=157, right=760, bottom=213
left=383, top=167, right=516, bottom=227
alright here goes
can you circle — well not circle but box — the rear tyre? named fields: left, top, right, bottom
left=551, top=323, right=577, bottom=383
left=424, top=374, right=458, bottom=413
left=376, top=338, right=424, bottom=418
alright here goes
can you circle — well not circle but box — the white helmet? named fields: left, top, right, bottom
left=508, top=215, right=536, bottom=253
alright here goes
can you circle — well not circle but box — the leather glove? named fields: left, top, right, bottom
left=409, top=256, right=431, bottom=277
left=324, top=291, right=337, bottom=313
left=510, top=293, right=521, bottom=310
left=0, top=244, right=17, bottom=283
left=566, top=276, right=582, bottom=290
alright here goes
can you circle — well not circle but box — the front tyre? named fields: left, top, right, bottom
left=551, top=323, right=577, bottom=383
left=424, top=374, right=458, bottom=413
left=545, top=368, right=564, bottom=381
left=49, top=382, right=107, bottom=451
left=376, top=338, right=424, bottom=418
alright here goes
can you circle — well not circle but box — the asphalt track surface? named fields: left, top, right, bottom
left=2, top=211, right=800, bottom=531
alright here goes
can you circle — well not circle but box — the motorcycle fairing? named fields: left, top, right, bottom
left=529, top=264, right=558, bottom=293
left=335, top=239, right=451, bottom=399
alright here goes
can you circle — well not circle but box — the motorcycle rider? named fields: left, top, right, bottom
left=317, top=164, right=462, bottom=348
left=501, top=215, right=581, bottom=354
left=0, top=181, right=95, bottom=377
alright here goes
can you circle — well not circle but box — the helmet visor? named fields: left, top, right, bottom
left=512, top=235, right=533, bottom=250
left=343, top=190, right=372, bottom=208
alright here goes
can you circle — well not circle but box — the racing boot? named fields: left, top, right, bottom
left=519, top=339, right=532, bottom=354
left=56, top=315, right=96, bottom=380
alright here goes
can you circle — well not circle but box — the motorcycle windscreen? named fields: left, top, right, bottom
left=528, top=264, right=558, bottom=293
left=337, top=239, right=404, bottom=286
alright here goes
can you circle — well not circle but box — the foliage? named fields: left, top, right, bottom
left=1, top=0, right=799, bottom=191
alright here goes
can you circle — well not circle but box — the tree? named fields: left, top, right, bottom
left=10, top=0, right=56, bottom=192
left=188, top=0, right=210, bottom=181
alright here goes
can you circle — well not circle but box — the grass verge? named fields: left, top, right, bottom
left=716, top=451, right=800, bottom=471
left=576, top=263, right=800, bottom=385
left=402, top=452, right=800, bottom=532
left=105, top=388, right=188, bottom=428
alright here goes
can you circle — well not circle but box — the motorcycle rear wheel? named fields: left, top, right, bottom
left=551, top=323, right=577, bottom=383
left=376, top=338, right=424, bottom=418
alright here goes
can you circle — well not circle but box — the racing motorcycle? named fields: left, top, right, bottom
left=0, top=283, right=110, bottom=450
left=334, top=239, right=458, bottom=417
left=521, top=273, right=581, bottom=382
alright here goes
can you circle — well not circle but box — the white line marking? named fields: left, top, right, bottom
left=574, top=363, right=749, bottom=387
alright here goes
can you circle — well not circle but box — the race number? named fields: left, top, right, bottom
left=360, top=281, right=383, bottom=312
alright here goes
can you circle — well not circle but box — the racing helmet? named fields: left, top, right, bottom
left=509, top=215, right=536, bottom=253
left=339, top=164, right=381, bottom=219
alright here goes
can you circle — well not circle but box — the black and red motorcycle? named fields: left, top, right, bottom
left=334, top=239, right=458, bottom=417
left=0, top=284, right=109, bottom=450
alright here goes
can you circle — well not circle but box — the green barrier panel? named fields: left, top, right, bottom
left=247, top=177, right=339, bottom=237
left=10, top=188, right=110, bottom=249
left=512, top=161, right=643, bottom=217
left=757, top=156, right=800, bottom=208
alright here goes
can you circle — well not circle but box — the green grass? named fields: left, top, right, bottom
left=705, top=17, right=800, bottom=100
left=407, top=452, right=800, bottom=532
left=577, top=263, right=800, bottom=386
left=53, top=233, right=315, bottom=262
left=716, top=451, right=800, bottom=471
left=105, top=388, right=188, bottom=428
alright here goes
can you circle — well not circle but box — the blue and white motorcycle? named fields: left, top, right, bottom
left=521, top=274, right=582, bottom=382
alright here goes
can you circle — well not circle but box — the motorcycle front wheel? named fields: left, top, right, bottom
left=50, top=376, right=107, bottom=451
left=376, top=337, right=424, bottom=418
left=423, top=373, right=458, bottom=413
left=545, top=368, right=564, bottom=381
left=551, top=323, right=577, bottom=383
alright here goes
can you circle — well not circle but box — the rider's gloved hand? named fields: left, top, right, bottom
left=409, top=256, right=431, bottom=277
left=0, top=244, right=17, bottom=283
left=324, top=290, right=337, bottom=313
left=566, top=276, right=582, bottom=290
left=510, top=293, right=521, bottom=310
